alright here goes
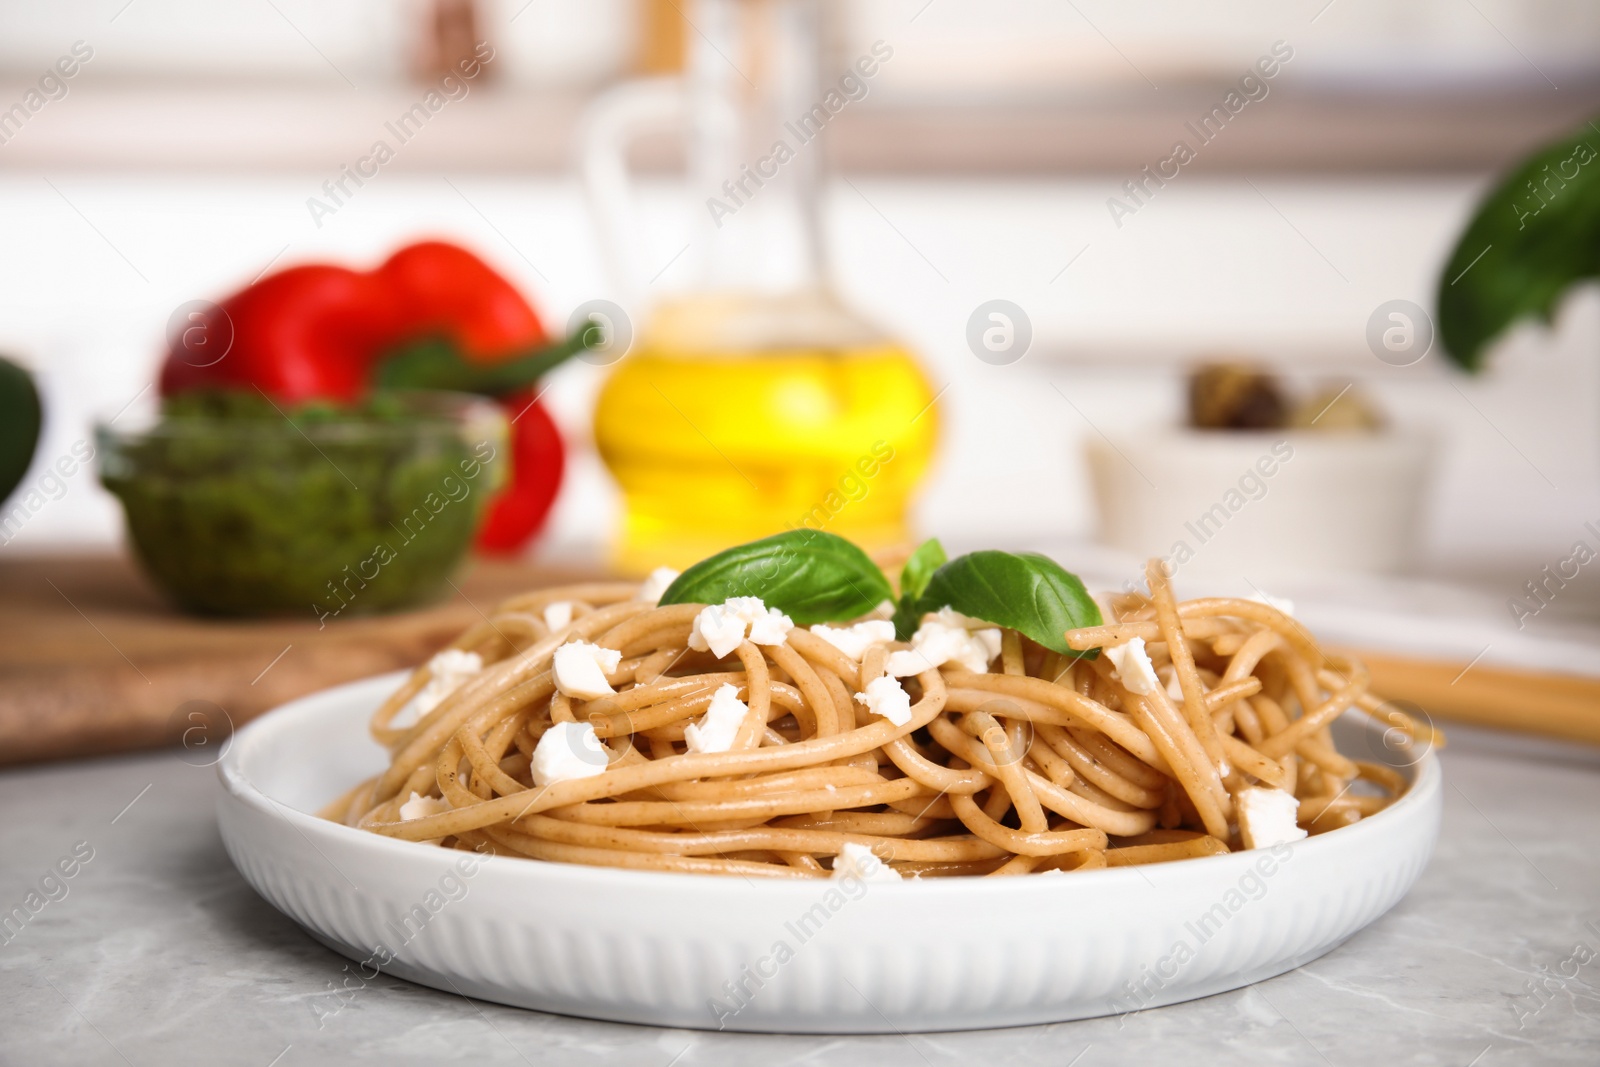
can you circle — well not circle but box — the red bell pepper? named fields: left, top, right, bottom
left=158, top=241, right=587, bottom=554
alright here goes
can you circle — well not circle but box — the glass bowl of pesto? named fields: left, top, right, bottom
left=97, top=390, right=507, bottom=618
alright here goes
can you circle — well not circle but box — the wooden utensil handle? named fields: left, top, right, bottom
left=1338, top=646, right=1600, bottom=746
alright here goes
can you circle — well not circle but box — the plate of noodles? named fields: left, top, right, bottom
left=217, top=533, right=1442, bottom=1032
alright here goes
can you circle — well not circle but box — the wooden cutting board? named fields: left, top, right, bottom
left=0, top=552, right=600, bottom=766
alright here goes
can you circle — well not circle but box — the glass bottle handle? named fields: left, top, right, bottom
left=578, top=76, right=686, bottom=309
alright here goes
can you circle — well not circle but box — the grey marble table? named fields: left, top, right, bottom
left=3, top=722, right=1597, bottom=1067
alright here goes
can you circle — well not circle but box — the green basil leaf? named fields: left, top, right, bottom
left=893, top=539, right=950, bottom=639
left=891, top=596, right=922, bottom=643
left=1438, top=121, right=1600, bottom=371
left=914, top=550, right=1102, bottom=655
left=899, top=538, right=946, bottom=602
left=658, top=530, right=892, bottom=625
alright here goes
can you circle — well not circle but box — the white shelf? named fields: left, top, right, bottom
left=2, top=80, right=1597, bottom=174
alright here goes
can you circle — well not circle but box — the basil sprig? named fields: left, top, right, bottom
left=892, top=538, right=946, bottom=639
left=906, top=549, right=1102, bottom=655
left=659, top=532, right=1102, bottom=654
left=899, top=537, right=946, bottom=601
left=658, top=530, right=893, bottom=625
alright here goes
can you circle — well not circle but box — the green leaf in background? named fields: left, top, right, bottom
left=1438, top=119, right=1600, bottom=371
left=659, top=530, right=893, bottom=626
left=0, top=356, right=42, bottom=506
left=913, top=550, right=1102, bottom=656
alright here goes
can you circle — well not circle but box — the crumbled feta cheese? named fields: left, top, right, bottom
left=398, top=791, right=450, bottom=822
left=887, top=611, right=1001, bottom=677
left=721, top=597, right=792, bottom=645
left=687, top=603, right=748, bottom=659
left=636, top=566, right=680, bottom=603
left=883, top=645, right=935, bottom=677
left=854, top=674, right=912, bottom=726
left=924, top=607, right=985, bottom=632
left=402, top=649, right=484, bottom=726
left=1164, top=669, right=1185, bottom=702
left=1107, top=637, right=1161, bottom=696
left=687, top=597, right=793, bottom=658
left=866, top=599, right=897, bottom=620
left=419, top=650, right=484, bottom=711
left=532, top=721, right=609, bottom=785
left=397, top=791, right=452, bottom=844
left=1235, top=787, right=1307, bottom=850
left=720, top=595, right=766, bottom=618
left=833, top=841, right=901, bottom=882
left=553, top=641, right=624, bottom=700
left=684, top=683, right=749, bottom=754
left=1248, top=591, right=1295, bottom=618
left=811, top=619, right=896, bottom=660
left=543, top=600, right=574, bottom=631
left=744, top=609, right=793, bottom=646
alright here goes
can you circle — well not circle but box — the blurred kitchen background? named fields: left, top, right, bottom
left=3, top=0, right=1600, bottom=651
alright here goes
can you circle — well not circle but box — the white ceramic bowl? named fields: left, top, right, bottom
left=1086, top=430, right=1431, bottom=581
left=217, top=671, right=1441, bottom=1033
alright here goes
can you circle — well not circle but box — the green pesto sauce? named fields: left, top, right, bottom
left=101, top=391, right=498, bottom=618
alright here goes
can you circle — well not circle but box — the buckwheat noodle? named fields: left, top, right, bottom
left=325, top=559, right=1440, bottom=878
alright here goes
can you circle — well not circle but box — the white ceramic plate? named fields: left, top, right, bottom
left=217, top=671, right=1442, bottom=1033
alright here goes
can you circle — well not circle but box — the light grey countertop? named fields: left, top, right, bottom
left=3, top=722, right=1598, bottom=1066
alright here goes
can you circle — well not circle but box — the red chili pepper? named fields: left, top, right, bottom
left=157, top=241, right=587, bottom=554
